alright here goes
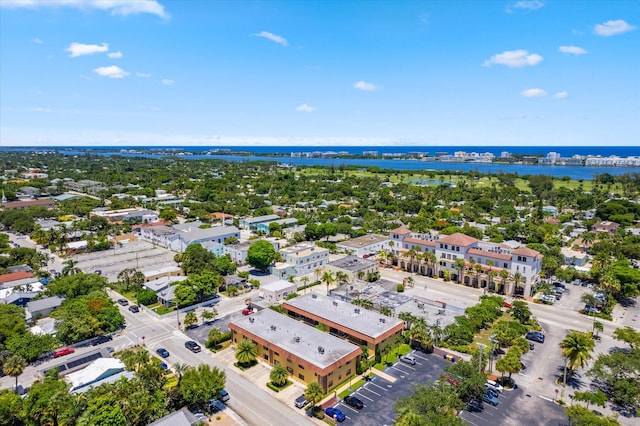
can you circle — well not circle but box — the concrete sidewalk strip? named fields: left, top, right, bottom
left=370, top=368, right=397, bottom=383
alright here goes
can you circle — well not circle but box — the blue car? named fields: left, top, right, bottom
left=483, top=392, right=499, bottom=406
left=325, top=407, right=346, bottom=422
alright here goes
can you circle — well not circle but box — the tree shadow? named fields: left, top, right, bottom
left=618, top=297, right=636, bottom=308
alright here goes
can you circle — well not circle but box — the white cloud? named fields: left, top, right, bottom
left=521, top=88, right=547, bottom=97
left=594, top=19, right=636, bottom=36
left=483, top=50, right=543, bottom=67
left=354, top=81, right=379, bottom=91
left=558, top=45, right=587, bottom=55
left=296, top=104, right=316, bottom=112
left=254, top=31, right=288, bottom=46
left=93, top=65, right=129, bottom=79
left=506, top=1, right=544, bottom=13
left=136, top=72, right=152, bottom=78
left=554, top=91, right=569, bottom=99
left=31, top=37, right=42, bottom=44
left=107, top=51, right=123, bottom=59
left=66, top=42, right=109, bottom=57
left=162, top=79, right=174, bottom=86
left=0, top=0, right=169, bottom=19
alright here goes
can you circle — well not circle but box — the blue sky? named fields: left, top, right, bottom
left=0, top=0, right=638, bottom=147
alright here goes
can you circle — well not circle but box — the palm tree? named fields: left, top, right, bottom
left=235, top=339, right=258, bottom=366
left=118, top=268, right=133, bottom=290
left=201, top=307, right=217, bottom=324
left=304, top=381, right=324, bottom=411
left=321, top=271, right=335, bottom=295
left=405, top=248, right=418, bottom=273
left=442, top=270, right=451, bottom=282
left=183, top=311, right=198, bottom=329
left=474, top=263, right=484, bottom=288
left=454, top=258, right=466, bottom=284
left=314, top=268, right=323, bottom=285
left=270, top=364, right=289, bottom=386
left=425, top=252, right=437, bottom=277
left=172, top=362, right=188, bottom=385
left=300, top=276, right=310, bottom=293
left=512, top=272, right=523, bottom=297
left=2, top=354, right=27, bottom=393
left=581, top=231, right=596, bottom=248
left=131, top=270, right=146, bottom=289
left=405, top=276, right=414, bottom=288
left=495, top=352, right=522, bottom=381
left=380, top=307, right=393, bottom=317
left=335, top=271, right=349, bottom=286
left=62, top=259, right=81, bottom=276
left=560, top=331, right=595, bottom=385
left=592, top=321, right=604, bottom=340
left=499, top=269, right=510, bottom=295
left=488, top=270, right=497, bottom=292
left=207, top=328, right=223, bottom=349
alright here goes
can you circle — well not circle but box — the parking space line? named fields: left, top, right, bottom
left=339, top=404, right=359, bottom=414
left=361, top=387, right=381, bottom=397
left=391, top=364, right=415, bottom=372
left=357, top=393, right=374, bottom=402
left=366, top=381, right=390, bottom=392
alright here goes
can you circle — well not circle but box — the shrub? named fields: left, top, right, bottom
left=137, top=289, right=158, bottom=306
left=396, top=284, right=405, bottom=293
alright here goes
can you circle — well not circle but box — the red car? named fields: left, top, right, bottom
left=242, top=308, right=254, bottom=315
left=54, top=347, right=75, bottom=358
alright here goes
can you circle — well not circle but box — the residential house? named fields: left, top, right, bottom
left=270, top=242, right=329, bottom=279
left=26, top=296, right=64, bottom=322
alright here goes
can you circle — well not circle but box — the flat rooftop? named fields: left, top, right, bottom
left=327, top=255, right=377, bottom=272
left=284, top=293, right=403, bottom=340
left=337, top=234, right=389, bottom=249
left=230, top=309, right=359, bottom=370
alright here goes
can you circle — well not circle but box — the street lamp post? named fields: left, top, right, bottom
left=477, top=343, right=487, bottom=373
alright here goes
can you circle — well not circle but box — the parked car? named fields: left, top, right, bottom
left=129, top=305, right=140, bottom=313
left=242, top=308, right=254, bottom=315
left=117, top=298, right=129, bottom=306
left=325, top=407, right=346, bottom=422
left=485, top=387, right=499, bottom=398
left=294, top=394, right=308, bottom=409
left=483, top=392, right=499, bottom=406
left=486, top=379, right=504, bottom=393
left=344, top=395, right=364, bottom=409
left=526, top=331, right=545, bottom=343
left=584, top=305, right=601, bottom=314
left=400, top=354, right=416, bottom=365
left=156, top=348, right=170, bottom=358
left=185, top=340, right=201, bottom=353
left=53, top=347, right=75, bottom=358
left=91, top=335, right=113, bottom=346
left=93, top=270, right=102, bottom=275
left=218, top=389, right=230, bottom=402
left=207, top=399, right=225, bottom=413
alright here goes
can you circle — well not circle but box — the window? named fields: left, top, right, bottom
left=287, top=358, right=292, bottom=363
left=298, top=365, right=305, bottom=370
left=328, top=380, right=333, bottom=388
left=287, top=366, right=293, bottom=374
left=346, top=369, right=351, bottom=375
left=456, top=247, right=460, bottom=252
left=298, top=373, right=305, bottom=380
left=263, top=346, right=268, bottom=350
left=503, top=263, right=508, bottom=268
left=274, top=351, right=279, bottom=356
left=263, top=354, right=269, bottom=360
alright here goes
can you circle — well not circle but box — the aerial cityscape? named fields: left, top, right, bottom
left=1, top=1, right=639, bottom=426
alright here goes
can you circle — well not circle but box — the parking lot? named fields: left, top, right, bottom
left=70, top=241, right=178, bottom=282
left=333, top=351, right=452, bottom=425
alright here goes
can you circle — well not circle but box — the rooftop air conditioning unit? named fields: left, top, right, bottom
left=354, top=308, right=360, bottom=314
left=333, top=301, right=338, bottom=306
left=249, top=317, right=254, bottom=323
left=379, top=318, right=386, bottom=323
left=294, top=336, right=301, bottom=343
left=312, top=294, right=317, bottom=299
left=318, top=346, right=325, bottom=354
left=270, top=325, right=277, bottom=331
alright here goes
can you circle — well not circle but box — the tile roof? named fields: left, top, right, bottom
left=467, top=248, right=512, bottom=261
left=389, top=226, right=411, bottom=234
left=403, top=237, right=436, bottom=247
left=437, top=233, right=478, bottom=247
left=0, top=271, right=34, bottom=284
left=512, top=247, right=542, bottom=258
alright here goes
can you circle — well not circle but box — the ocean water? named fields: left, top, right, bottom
left=3, top=146, right=639, bottom=180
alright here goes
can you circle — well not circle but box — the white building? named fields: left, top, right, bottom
left=65, top=358, right=125, bottom=392
left=336, top=234, right=390, bottom=257
left=270, top=242, right=329, bottom=279
left=258, top=279, right=297, bottom=303
left=389, top=227, right=543, bottom=297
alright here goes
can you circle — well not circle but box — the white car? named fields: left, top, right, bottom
left=486, top=379, right=504, bottom=393
left=400, top=354, right=416, bottom=365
